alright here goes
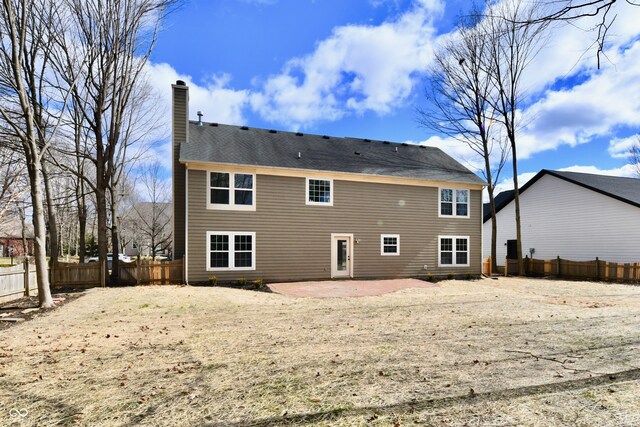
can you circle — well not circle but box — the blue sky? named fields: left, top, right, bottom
left=147, top=0, right=640, bottom=192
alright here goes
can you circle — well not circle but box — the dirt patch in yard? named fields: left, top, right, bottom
left=268, top=278, right=438, bottom=297
left=0, top=290, right=85, bottom=331
left=1, top=278, right=640, bottom=426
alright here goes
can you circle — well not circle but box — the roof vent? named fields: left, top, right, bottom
left=269, top=129, right=277, bottom=133
left=197, top=111, right=203, bottom=126
left=402, top=143, right=409, bottom=146
left=240, top=126, right=249, bottom=130
left=210, top=122, right=218, bottom=127
left=395, top=147, right=398, bottom=152
left=296, top=132, right=303, bottom=136
left=383, top=141, right=390, bottom=144
left=322, top=135, right=330, bottom=139
left=354, top=151, right=361, bottom=155
left=419, top=145, right=427, bottom=149
left=364, top=139, right=371, bottom=142
left=297, top=152, right=301, bottom=159
left=176, top=80, right=186, bottom=86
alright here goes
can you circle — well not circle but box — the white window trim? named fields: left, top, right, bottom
left=206, top=231, right=256, bottom=271
left=438, top=188, right=470, bottom=218
left=438, top=235, right=470, bottom=267
left=380, top=234, right=400, bottom=256
left=207, top=171, right=256, bottom=211
left=305, top=177, right=334, bottom=206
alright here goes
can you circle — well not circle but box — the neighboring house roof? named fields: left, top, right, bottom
left=0, top=217, right=34, bottom=239
left=484, top=169, right=640, bottom=223
left=180, top=122, right=486, bottom=186
left=483, top=190, right=514, bottom=222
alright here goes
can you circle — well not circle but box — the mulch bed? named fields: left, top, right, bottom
left=0, top=289, right=85, bottom=331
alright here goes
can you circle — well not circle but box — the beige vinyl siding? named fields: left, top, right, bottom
left=187, top=170, right=481, bottom=282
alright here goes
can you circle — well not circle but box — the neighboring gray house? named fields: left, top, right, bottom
left=483, top=169, right=640, bottom=265
left=171, top=81, right=486, bottom=283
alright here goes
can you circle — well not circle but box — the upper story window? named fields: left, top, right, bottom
left=380, top=234, right=400, bottom=256
left=306, top=178, right=333, bottom=206
left=209, top=171, right=255, bottom=210
left=440, top=188, right=469, bottom=217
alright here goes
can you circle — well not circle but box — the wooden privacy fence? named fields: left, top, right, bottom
left=118, top=259, right=184, bottom=285
left=52, top=261, right=105, bottom=288
left=505, top=256, right=640, bottom=283
left=0, top=260, right=38, bottom=303
left=482, top=257, right=492, bottom=276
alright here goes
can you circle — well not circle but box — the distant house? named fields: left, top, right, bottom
left=0, top=217, right=34, bottom=258
left=483, top=170, right=640, bottom=265
left=122, top=202, right=172, bottom=258
left=171, top=80, right=486, bottom=283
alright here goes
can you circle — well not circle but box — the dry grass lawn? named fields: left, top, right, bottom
left=1, top=277, right=640, bottom=426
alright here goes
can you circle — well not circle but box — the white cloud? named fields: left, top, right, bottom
left=250, top=0, right=442, bottom=128
left=608, top=134, right=640, bottom=158
left=557, top=164, right=638, bottom=177
left=514, top=40, right=640, bottom=160
left=145, top=62, right=251, bottom=127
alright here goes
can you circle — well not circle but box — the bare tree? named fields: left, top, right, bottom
left=629, top=138, right=640, bottom=177
left=518, top=0, right=638, bottom=68
left=55, top=0, right=176, bottom=284
left=418, top=14, right=509, bottom=273
left=0, top=146, right=26, bottom=220
left=0, top=0, right=74, bottom=307
left=485, top=0, right=549, bottom=275
left=127, top=162, right=172, bottom=259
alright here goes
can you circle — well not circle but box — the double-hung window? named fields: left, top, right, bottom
left=380, top=234, right=400, bottom=256
left=439, top=189, right=469, bottom=217
left=209, top=171, right=255, bottom=210
left=439, top=236, right=469, bottom=267
left=207, top=232, right=256, bottom=271
left=306, top=178, right=333, bottom=206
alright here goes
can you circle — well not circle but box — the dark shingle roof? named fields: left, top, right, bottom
left=484, top=169, right=640, bottom=222
left=482, top=190, right=514, bottom=222
left=180, top=122, right=485, bottom=185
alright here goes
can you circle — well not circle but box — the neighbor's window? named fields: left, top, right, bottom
left=381, top=234, right=400, bottom=256
left=209, top=172, right=255, bottom=209
left=207, top=232, right=255, bottom=271
left=440, top=189, right=469, bottom=217
left=439, top=236, right=469, bottom=266
left=306, top=178, right=333, bottom=205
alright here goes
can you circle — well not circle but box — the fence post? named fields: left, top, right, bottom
left=136, top=260, right=141, bottom=286
left=556, top=256, right=561, bottom=277
left=100, top=259, right=106, bottom=287
left=23, top=258, right=30, bottom=297
left=595, top=257, right=599, bottom=281
left=524, top=255, right=529, bottom=276
left=161, top=259, right=166, bottom=285
left=504, top=258, right=508, bottom=276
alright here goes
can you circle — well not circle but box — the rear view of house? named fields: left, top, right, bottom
left=483, top=169, right=640, bottom=264
left=171, top=81, right=485, bottom=283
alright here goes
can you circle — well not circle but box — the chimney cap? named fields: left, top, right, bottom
left=176, top=80, right=186, bottom=86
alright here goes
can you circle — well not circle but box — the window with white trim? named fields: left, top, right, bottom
left=440, top=189, right=469, bottom=217
left=381, top=234, right=400, bottom=256
left=306, top=178, right=333, bottom=205
left=209, top=171, right=255, bottom=209
left=207, top=232, right=256, bottom=271
left=439, top=236, right=469, bottom=267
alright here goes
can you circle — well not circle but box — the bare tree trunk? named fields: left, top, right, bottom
left=109, top=186, right=120, bottom=285
left=511, top=141, right=524, bottom=275
left=27, top=160, right=54, bottom=307
left=95, top=178, right=109, bottom=286
left=41, top=162, right=58, bottom=267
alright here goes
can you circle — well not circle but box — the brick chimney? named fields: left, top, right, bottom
left=172, top=80, right=188, bottom=260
